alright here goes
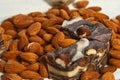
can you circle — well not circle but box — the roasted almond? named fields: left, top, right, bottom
left=0, top=60, right=6, bottom=72
left=9, top=39, right=19, bottom=51
left=39, top=62, right=48, bottom=77
left=27, top=22, right=41, bottom=36
left=20, top=70, right=40, bottom=79
left=2, top=51, right=22, bottom=60
left=116, top=15, right=120, bottom=21
left=109, top=58, right=120, bottom=68
left=87, top=6, right=102, bottom=12
left=29, top=35, right=45, bottom=45
left=13, top=14, right=34, bottom=28
left=19, top=52, right=39, bottom=63
left=103, top=19, right=118, bottom=32
left=1, top=73, right=22, bottom=80
left=1, top=21, right=15, bottom=30
left=59, top=39, right=77, bottom=48
left=112, top=38, right=120, bottom=50
left=5, top=30, right=17, bottom=38
left=43, top=33, right=53, bottom=42
left=45, top=27, right=60, bottom=35
left=5, top=60, right=26, bottom=73
left=109, top=50, right=120, bottom=59
left=52, top=32, right=65, bottom=48
left=44, top=44, right=55, bottom=52
left=101, top=72, right=115, bottom=80
left=75, top=0, right=89, bottom=8
left=81, top=71, right=100, bottom=80
left=60, top=9, right=70, bottom=20
left=27, top=63, right=39, bottom=71
left=100, top=66, right=117, bottom=73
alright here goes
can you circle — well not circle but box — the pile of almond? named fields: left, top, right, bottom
left=0, top=0, right=120, bottom=80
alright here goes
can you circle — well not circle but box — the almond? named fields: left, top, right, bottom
left=75, top=0, right=89, bottom=8
left=2, top=34, right=12, bottom=41
left=2, top=51, right=22, bottom=60
left=27, top=22, right=41, bottom=36
left=33, top=17, right=48, bottom=23
left=94, top=13, right=109, bottom=21
left=1, top=73, right=22, bottom=80
left=103, top=19, right=118, bottom=32
left=38, top=29, right=47, bottom=37
left=5, top=30, right=17, bottom=38
left=39, top=62, right=48, bottom=77
left=29, top=35, right=45, bottom=45
left=27, top=63, right=39, bottom=71
left=1, top=21, right=15, bottom=30
left=0, top=27, right=5, bottom=34
left=0, top=60, right=6, bottom=72
left=109, top=58, right=120, bottom=68
left=13, top=14, right=34, bottom=28
left=109, top=50, right=120, bottom=59
left=37, top=45, right=44, bottom=56
left=42, top=19, right=57, bottom=29
left=47, top=8, right=60, bottom=16
left=19, top=52, right=39, bottom=63
left=45, top=27, right=60, bottom=35
left=81, top=71, right=100, bottom=80
left=18, top=30, right=29, bottom=50
left=44, top=44, right=55, bottom=52
left=25, top=42, right=41, bottom=53
left=111, top=18, right=120, bottom=25
left=28, top=11, right=46, bottom=18
left=70, top=10, right=81, bottom=18
left=9, top=39, right=19, bottom=51
left=5, top=60, right=26, bottom=73
left=20, top=70, right=40, bottom=79
left=52, top=32, right=65, bottom=48
left=116, top=15, right=120, bottom=21
left=60, top=9, right=70, bottom=20
left=43, top=33, right=53, bottom=42
left=87, top=6, right=102, bottom=12
left=100, top=66, right=117, bottom=73
left=101, top=72, right=115, bottom=80
left=59, top=39, right=77, bottom=48
left=112, top=38, right=120, bottom=50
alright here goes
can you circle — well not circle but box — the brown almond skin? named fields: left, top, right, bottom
left=9, top=39, right=19, bottom=51
left=2, top=51, right=22, bottom=60
left=27, top=22, right=41, bottom=36
left=0, top=60, right=6, bottom=72
left=87, top=6, right=102, bottom=12
left=5, top=60, right=26, bottom=73
left=26, top=63, right=39, bottom=71
left=5, top=30, right=17, bottom=38
left=101, top=72, right=115, bottom=80
left=29, top=35, right=45, bottom=45
left=75, top=0, right=89, bottom=8
left=1, top=21, right=15, bottom=30
left=60, top=9, right=70, bottom=20
left=112, top=38, right=120, bottom=50
left=44, top=44, right=55, bottom=53
left=100, top=66, right=117, bottom=73
left=20, top=70, right=40, bottom=79
left=39, top=62, right=48, bottom=78
left=116, top=15, right=120, bottom=21
left=1, top=73, right=22, bottom=80
left=81, top=71, right=100, bottom=80
left=19, top=52, right=39, bottom=63
left=109, top=58, right=120, bottom=68
left=109, top=50, right=120, bottom=59
left=13, top=14, right=34, bottom=28
left=45, top=27, right=60, bottom=35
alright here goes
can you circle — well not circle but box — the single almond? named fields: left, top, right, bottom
left=20, top=70, right=40, bottom=79
left=100, top=66, right=117, bottom=73
left=43, top=33, right=53, bottom=42
left=101, top=72, right=115, bottom=80
left=59, top=39, right=77, bottom=48
left=109, top=58, right=120, bottom=68
left=39, top=62, right=48, bottom=77
left=9, top=39, right=19, bottom=51
left=112, top=38, right=120, bottom=50
left=19, top=52, right=39, bottom=63
left=0, top=60, right=6, bottom=72
left=1, top=21, right=15, bottom=30
left=27, top=22, right=41, bottom=36
left=87, top=6, right=102, bottom=12
left=27, top=63, right=39, bottom=71
left=60, top=9, right=70, bottom=20
left=5, top=60, right=26, bottom=73
left=44, top=44, right=55, bottom=52
left=45, top=27, right=60, bottom=35
left=75, top=0, right=89, bottom=8
left=109, top=50, right=120, bottom=59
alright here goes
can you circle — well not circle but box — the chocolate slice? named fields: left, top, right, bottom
left=45, top=19, right=112, bottom=80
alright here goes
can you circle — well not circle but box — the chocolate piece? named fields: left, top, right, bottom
left=45, top=19, right=112, bottom=80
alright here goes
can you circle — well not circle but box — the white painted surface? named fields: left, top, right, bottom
left=0, top=0, right=120, bottom=80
